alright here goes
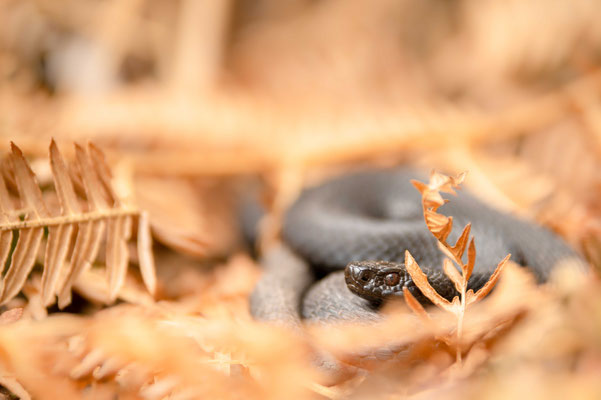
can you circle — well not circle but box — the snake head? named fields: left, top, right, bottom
left=344, top=261, right=411, bottom=304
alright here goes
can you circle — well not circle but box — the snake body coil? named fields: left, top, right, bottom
left=249, top=169, right=585, bottom=323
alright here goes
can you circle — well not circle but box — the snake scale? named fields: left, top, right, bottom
left=248, top=169, right=586, bottom=324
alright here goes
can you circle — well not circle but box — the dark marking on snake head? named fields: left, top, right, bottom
left=345, top=260, right=410, bottom=304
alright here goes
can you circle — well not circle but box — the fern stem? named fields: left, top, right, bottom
left=0, top=208, right=139, bottom=230
left=456, top=287, right=466, bottom=364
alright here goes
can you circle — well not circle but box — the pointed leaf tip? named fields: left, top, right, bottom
left=451, top=223, right=471, bottom=260
left=468, top=253, right=510, bottom=305
left=10, top=142, right=22, bottom=156
left=411, top=179, right=428, bottom=195
left=465, top=237, right=476, bottom=280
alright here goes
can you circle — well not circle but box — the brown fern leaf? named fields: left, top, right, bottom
left=43, top=141, right=80, bottom=305
left=0, top=141, right=156, bottom=309
left=405, top=170, right=511, bottom=363
left=404, top=250, right=454, bottom=312
left=0, top=173, right=15, bottom=299
left=402, top=287, right=431, bottom=323
left=2, top=144, right=47, bottom=304
left=443, top=258, right=463, bottom=294
left=467, top=254, right=511, bottom=305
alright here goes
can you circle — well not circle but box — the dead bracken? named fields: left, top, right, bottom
left=0, top=142, right=155, bottom=311
left=1, top=1, right=601, bottom=399
left=406, top=171, right=510, bottom=363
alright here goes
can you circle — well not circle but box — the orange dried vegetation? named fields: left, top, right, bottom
left=1, top=0, right=601, bottom=398
left=406, top=171, right=511, bottom=362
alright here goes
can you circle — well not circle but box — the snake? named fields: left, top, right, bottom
left=247, top=168, right=586, bottom=325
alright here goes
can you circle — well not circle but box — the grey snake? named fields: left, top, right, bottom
left=247, top=169, right=586, bottom=324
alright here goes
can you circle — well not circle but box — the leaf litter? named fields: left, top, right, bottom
left=1, top=1, right=601, bottom=398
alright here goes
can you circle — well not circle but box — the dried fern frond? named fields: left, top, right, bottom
left=0, top=140, right=156, bottom=309
left=408, top=171, right=510, bottom=362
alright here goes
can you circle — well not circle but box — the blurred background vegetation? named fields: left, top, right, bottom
left=2, top=0, right=601, bottom=171
left=3, top=0, right=601, bottom=257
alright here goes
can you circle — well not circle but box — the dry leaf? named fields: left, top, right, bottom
left=403, top=287, right=431, bottom=323
left=443, top=258, right=464, bottom=294
left=467, top=255, right=511, bottom=305
left=404, top=251, right=453, bottom=311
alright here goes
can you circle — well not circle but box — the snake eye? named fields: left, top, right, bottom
left=358, top=270, right=375, bottom=283
left=385, top=273, right=400, bottom=286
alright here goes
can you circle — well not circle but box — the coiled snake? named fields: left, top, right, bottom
left=248, top=169, right=585, bottom=324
